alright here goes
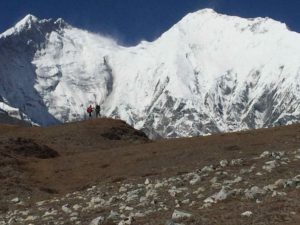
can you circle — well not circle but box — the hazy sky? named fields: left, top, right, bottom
left=0, top=0, right=299, bottom=45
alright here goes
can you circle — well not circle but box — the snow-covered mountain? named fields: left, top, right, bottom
left=1, top=9, right=300, bottom=138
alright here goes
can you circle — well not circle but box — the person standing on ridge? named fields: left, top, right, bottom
left=87, top=105, right=93, bottom=118
left=95, top=104, right=101, bottom=118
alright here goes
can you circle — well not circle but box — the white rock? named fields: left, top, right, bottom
left=70, top=217, right=78, bottom=222
left=262, top=160, right=278, bottom=172
left=134, top=212, right=145, bottom=218
left=189, top=201, right=196, bottom=206
left=256, top=199, right=262, bottom=204
left=201, top=165, right=214, bottom=173
left=241, top=211, right=253, bottom=217
left=189, top=174, right=201, bottom=185
left=245, top=186, right=266, bottom=199
left=89, top=216, right=104, bottom=225
left=210, top=177, right=218, bottom=184
left=220, top=159, right=228, bottom=167
left=224, top=176, right=243, bottom=185
left=204, top=197, right=215, bottom=203
left=90, top=197, right=105, bottom=205
left=263, top=184, right=277, bottom=191
left=212, top=186, right=233, bottom=202
left=119, top=186, right=128, bottom=192
left=182, top=199, right=190, bottom=204
left=272, top=191, right=287, bottom=197
left=139, top=196, right=147, bottom=203
left=118, top=216, right=134, bottom=225
left=43, top=209, right=58, bottom=217
left=36, top=200, right=46, bottom=206
left=125, top=206, right=134, bottom=211
left=145, top=178, right=150, bottom=185
left=201, top=202, right=212, bottom=208
left=197, top=194, right=205, bottom=199
left=87, top=186, right=97, bottom=191
left=146, top=189, right=157, bottom=198
left=107, top=210, right=119, bottom=220
left=154, top=182, right=164, bottom=189
left=230, top=159, right=243, bottom=166
left=274, top=179, right=286, bottom=188
left=73, top=204, right=82, bottom=211
left=260, top=151, right=270, bottom=158
left=24, top=216, right=38, bottom=221
left=11, top=197, right=20, bottom=203
left=62, top=204, right=72, bottom=214
left=71, top=212, right=79, bottom=217
left=193, top=187, right=205, bottom=194
left=172, top=210, right=192, bottom=220
left=19, top=210, right=30, bottom=216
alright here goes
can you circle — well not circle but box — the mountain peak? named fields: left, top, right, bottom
left=54, top=18, right=70, bottom=28
left=15, top=14, right=39, bottom=28
left=0, top=14, right=40, bottom=38
left=196, top=8, right=217, bottom=14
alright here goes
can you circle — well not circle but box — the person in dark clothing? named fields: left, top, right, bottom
left=95, top=104, right=101, bottom=118
left=87, top=105, right=93, bottom=118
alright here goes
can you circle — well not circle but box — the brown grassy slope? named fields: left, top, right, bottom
left=0, top=118, right=300, bottom=203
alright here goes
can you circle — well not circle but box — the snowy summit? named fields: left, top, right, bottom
left=1, top=9, right=300, bottom=138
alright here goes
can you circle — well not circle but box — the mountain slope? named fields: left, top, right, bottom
left=1, top=119, right=300, bottom=224
left=1, top=9, right=300, bottom=138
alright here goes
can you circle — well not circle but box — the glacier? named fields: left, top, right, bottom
left=1, top=9, right=300, bottom=138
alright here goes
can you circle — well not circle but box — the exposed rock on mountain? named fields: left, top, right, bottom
left=1, top=9, right=300, bottom=138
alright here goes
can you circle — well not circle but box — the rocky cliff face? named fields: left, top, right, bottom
left=1, top=10, right=300, bottom=138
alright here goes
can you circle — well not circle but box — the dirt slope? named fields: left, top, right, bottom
left=1, top=119, right=300, bottom=224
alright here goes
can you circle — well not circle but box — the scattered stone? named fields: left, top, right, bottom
left=43, top=209, right=58, bottom=217
left=241, top=211, right=253, bottom=217
left=204, top=196, right=215, bottom=203
left=145, top=178, right=150, bottom=185
left=24, top=215, right=38, bottom=221
left=107, top=210, right=120, bottom=220
left=264, top=184, right=277, bottom=191
left=172, top=210, right=192, bottom=220
left=274, top=179, right=286, bottom=188
left=245, top=186, right=266, bottom=199
left=260, top=151, right=270, bottom=158
left=211, top=186, right=233, bottom=202
left=210, top=176, right=218, bottom=184
left=73, top=204, right=82, bottom=211
left=190, top=174, right=201, bottom=185
left=220, top=159, right=229, bottom=167
left=193, top=187, right=205, bottom=194
left=201, top=165, right=214, bottom=173
left=272, top=191, right=287, bottom=197
left=182, top=199, right=190, bottom=204
left=36, top=200, right=46, bottom=206
left=262, top=160, right=278, bottom=172
left=230, top=159, right=243, bottom=166
left=118, top=216, right=134, bottom=225
left=89, top=216, right=105, bottom=225
left=11, top=197, right=20, bottom=203
left=119, top=186, right=128, bottom=192
left=62, top=204, right=72, bottom=214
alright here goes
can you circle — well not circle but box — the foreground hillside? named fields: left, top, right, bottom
left=0, top=119, right=300, bottom=224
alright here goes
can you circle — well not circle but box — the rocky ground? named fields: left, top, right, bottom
left=3, top=148, right=300, bottom=225
left=0, top=119, right=300, bottom=224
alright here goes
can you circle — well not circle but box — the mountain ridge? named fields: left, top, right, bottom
left=1, top=9, right=300, bottom=138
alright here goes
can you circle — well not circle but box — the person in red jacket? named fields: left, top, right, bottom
left=87, top=105, right=93, bottom=118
